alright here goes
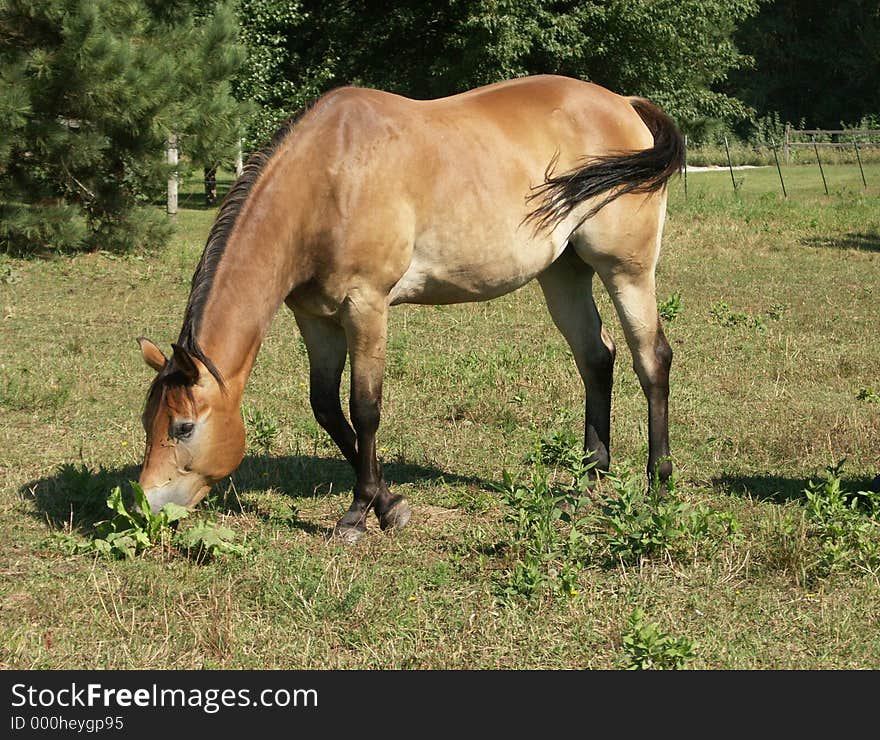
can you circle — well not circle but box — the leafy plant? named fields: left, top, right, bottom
left=87, top=485, right=189, bottom=559
left=245, top=406, right=279, bottom=454
left=497, top=432, right=739, bottom=599
left=496, top=433, right=599, bottom=600
left=596, top=476, right=679, bottom=562
left=658, top=292, right=683, bottom=321
left=593, top=472, right=726, bottom=564
left=709, top=300, right=765, bottom=330
left=525, top=427, right=583, bottom=469
left=495, top=466, right=591, bottom=600
left=856, top=388, right=880, bottom=403
left=54, top=483, right=249, bottom=562
left=175, top=521, right=249, bottom=561
left=621, top=609, right=695, bottom=670
left=803, top=461, right=880, bottom=578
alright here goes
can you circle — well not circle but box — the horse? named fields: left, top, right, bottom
left=136, top=74, right=684, bottom=543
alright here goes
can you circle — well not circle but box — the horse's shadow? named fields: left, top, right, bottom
left=713, top=471, right=880, bottom=505
left=801, top=230, right=880, bottom=253
left=21, top=455, right=491, bottom=537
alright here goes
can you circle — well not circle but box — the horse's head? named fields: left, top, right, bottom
left=136, top=338, right=245, bottom=513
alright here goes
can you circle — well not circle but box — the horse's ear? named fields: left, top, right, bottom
left=137, top=337, right=167, bottom=373
left=171, top=343, right=200, bottom=384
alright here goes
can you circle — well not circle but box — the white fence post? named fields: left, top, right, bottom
left=166, top=134, right=178, bottom=216
left=235, top=138, right=244, bottom=178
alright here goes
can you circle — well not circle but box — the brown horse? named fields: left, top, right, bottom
left=137, top=74, right=684, bottom=542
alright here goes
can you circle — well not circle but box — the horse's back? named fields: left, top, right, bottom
left=283, top=76, right=662, bottom=309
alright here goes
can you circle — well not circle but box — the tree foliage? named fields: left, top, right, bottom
left=0, top=0, right=246, bottom=254
left=236, top=0, right=761, bottom=149
left=731, top=0, right=880, bottom=129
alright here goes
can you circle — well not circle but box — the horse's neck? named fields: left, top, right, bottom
left=193, top=216, right=301, bottom=394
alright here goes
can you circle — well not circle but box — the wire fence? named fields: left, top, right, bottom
left=682, top=127, right=879, bottom=199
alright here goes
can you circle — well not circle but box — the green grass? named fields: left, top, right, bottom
left=0, top=164, right=879, bottom=669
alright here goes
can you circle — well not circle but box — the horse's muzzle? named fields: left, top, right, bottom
left=141, top=478, right=211, bottom=514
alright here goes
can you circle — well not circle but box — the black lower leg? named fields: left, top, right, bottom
left=645, top=331, right=673, bottom=488
left=310, top=372, right=357, bottom=466
left=336, top=389, right=404, bottom=534
left=584, top=349, right=614, bottom=476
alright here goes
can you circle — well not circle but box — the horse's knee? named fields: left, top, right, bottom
left=309, top=384, right=342, bottom=430
left=654, top=331, right=672, bottom=374
left=634, top=330, right=672, bottom=395
left=584, top=328, right=615, bottom=385
left=590, top=340, right=615, bottom=372
left=349, top=393, right=380, bottom=434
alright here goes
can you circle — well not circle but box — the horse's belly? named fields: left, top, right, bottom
left=389, top=238, right=560, bottom=305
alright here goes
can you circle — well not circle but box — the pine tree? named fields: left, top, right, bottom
left=0, top=0, right=247, bottom=254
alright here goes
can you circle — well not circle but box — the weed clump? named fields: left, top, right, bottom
left=658, top=292, right=683, bottom=322
left=495, top=432, right=738, bottom=601
left=52, top=477, right=247, bottom=562
left=621, top=608, right=695, bottom=670
left=802, top=461, right=880, bottom=579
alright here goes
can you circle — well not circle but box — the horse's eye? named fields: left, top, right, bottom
left=172, top=421, right=195, bottom=440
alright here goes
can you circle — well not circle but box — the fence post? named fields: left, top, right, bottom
left=811, top=134, right=829, bottom=195
left=723, top=136, right=738, bottom=192
left=783, top=123, right=791, bottom=164
left=683, top=134, right=688, bottom=200
left=771, top=139, right=787, bottom=198
left=166, top=134, right=178, bottom=216
left=235, top=138, right=244, bottom=178
left=853, top=137, right=867, bottom=189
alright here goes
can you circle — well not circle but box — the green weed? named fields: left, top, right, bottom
left=803, top=461, right=880, bottom=579
left=175, top=521, right=249, bottom=561
left=593, top=473, right=729, bottom=564
left=244, top=405, right=279, bottom=455
left=621, top=609, right=696, bottom=670
left=498, top=434, right=738, bottom=598
left=494, top=466, right=591, bottom=600
left=856, top=388, right=880, bottom=403
left=709, top=300, right=766, bottom=331
left=524, top=427, right=583, bottom=469
left=60, top=484, right=189, bottom=559
left=53, top=482, right=246, bottom=561
left=658, top=292, right=683, bottom=322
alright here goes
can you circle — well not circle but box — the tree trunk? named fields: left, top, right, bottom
left=204, top=165, right=217, bottom=206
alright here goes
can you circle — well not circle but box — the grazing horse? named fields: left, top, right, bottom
left=137, top=74, right=684, bottom=542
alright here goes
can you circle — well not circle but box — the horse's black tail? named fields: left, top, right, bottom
left=525, top=97, right=685, bottom=233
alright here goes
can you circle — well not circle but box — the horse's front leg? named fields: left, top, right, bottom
left=290, top=307, right=357, bottom=466
left=335, top=291, right=411, bottom=542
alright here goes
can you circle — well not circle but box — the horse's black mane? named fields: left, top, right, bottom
left=174, top=107, right=312, bottom=388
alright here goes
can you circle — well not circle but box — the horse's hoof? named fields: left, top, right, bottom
left=378, top=499, right=412, bottom=532
left=333, top=522, right=367, bottom=545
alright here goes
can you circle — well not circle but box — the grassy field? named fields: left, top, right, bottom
left=1, top=163, right=879, bottom=669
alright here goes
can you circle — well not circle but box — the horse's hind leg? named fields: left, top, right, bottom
left=291, top=308, right=357, bottom=466
left=334, top=290, right=410, bottom=542
left=586, top=244, right=673, bottom=487
left=538, top=246, right=616, bottom=474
